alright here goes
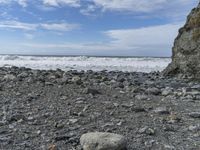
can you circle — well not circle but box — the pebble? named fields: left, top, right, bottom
left=138, top=127, right=155, bottom=135
left=84, top=88, right=101, bottom=95
left=189, top=112, right=200, bottom=118
left=188, top=124, right=200, bottom=132
left=71, top=76, right=82, bottom=85
left=154, top=107, right=170, bottom=114
left=162, top=88, right=173, bottom=96
left=3, top=74, right=16, bottom=81
left=135, top=94, right=149, bottom=100
left=146, top=87, right=161, bottom=95
left=69, top=119, right=78, bottom=124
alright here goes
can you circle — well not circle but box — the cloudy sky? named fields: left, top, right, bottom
left=0, top=0, right=198, bottom=56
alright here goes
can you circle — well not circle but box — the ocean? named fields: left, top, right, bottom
left=0, top=55, right=171, bottom=73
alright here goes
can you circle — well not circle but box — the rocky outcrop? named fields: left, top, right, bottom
left=163, top=2, right=200, bottom=79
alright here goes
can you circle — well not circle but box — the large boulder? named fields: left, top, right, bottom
left=163, top=2, right=200, bottom=79
left=80, top=132, right=127, bottom=150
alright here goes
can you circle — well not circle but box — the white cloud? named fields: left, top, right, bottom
left=92, top=0, right=165, bottom=12
left=80, top=5, right=97, bottom=16
left=91, top=0, right=196, bottom=12
left=0, top=0, right=27, bottom=7
left=0, top=20, right=79, bottom=32
left=20, top=23, right=182, bottom=56
left=105, top=23, right=181, bottom=47
left=43, top=0, right=80, bottom=7
left=40, top=23, right=79, bottom=31
left=0, top=21, right=37, bottom=30
left=18, top=0, right=27, bottom=7
left=103, top=23, right=182, bottom=56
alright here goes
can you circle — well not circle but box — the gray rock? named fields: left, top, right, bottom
left=189, top=112, right=200, bottom=118
left=138, top=127, right=155, bottom=136
left=163, top=2, right=200, bottom=79
left=3, top=74, right=16, bottom=81
left=135, top=94, right=149, bottom=100
left=17, top=72, right=28, bottom=78
left=154, top=107, right=170, bottom=114
left=84, top=88, right=101, bottom=95
left=71, top=76, right=82, bottom=85
left=162, top=88, right=173, bottom=96
left=146, top=87, right=161, bottom=95
left=80, top=132, right=127, bottom=150
left=188, top=124, right=200, bottom=132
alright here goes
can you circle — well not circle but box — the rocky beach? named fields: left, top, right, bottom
left=0, top=66, right=200, bottom=150
left=0, top=1, right=200, bottom=150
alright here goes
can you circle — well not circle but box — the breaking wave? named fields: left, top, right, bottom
left=0, top=55, right=171, bottom=72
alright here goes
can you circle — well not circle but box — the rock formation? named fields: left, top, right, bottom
left=163, top=2, right=200, bottom=79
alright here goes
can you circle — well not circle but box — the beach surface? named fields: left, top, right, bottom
left=0, top=66, right=200, bottom=149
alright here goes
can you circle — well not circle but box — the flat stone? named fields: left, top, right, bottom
left=154, top=107, right=170, bottom=114
left=146, top=87, right=161, bottom=95
left=71, top=76, right=82, bottom=85
left=84, top=88, right=101, bottom=95
left=80, top=132, right=127, bottom=150
left=3, top=74, right=16, bottom=81
left=135, top=94, right=148, bottom=100
left=162, top=88, right=172, bottom=96
left=189, top=112, right=200, bottom=118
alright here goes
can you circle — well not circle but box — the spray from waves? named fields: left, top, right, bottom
left=0, top=55, right=171, bottom=72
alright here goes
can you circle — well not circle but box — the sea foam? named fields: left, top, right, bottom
left=0, top=55, right=171, bottom=72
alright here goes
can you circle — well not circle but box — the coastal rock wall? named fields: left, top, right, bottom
left=163, top=2, right=200, bottom=79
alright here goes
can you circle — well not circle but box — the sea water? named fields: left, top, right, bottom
left=0, top=55, right=171, bottom=73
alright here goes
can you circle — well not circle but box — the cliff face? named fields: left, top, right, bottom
left=163, top=2, right=200, bottom=79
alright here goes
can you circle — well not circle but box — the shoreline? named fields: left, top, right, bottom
left=0, top=66, right=200, bottom=149
left=0, top=54, right=171, bottom=59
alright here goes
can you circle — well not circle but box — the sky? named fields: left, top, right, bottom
left=0, top=0, right=198, bottom=57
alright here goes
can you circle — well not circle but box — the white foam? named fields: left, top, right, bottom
left=0, top=55, right=171, bottom=72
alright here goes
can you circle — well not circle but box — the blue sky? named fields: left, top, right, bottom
left=0, top=0, right=198, bottom=56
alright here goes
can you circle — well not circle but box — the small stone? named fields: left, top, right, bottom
left=4, top=74, right=16, bottom=81
left=117, top=121, right=124, bottom=126
left=188, top=125, right=200, bottom=132
left=48, top=144, right=57, bottom=150
left=83, top=105, right=89, bottom=112
left=154, top=107, right=170, bottom=115
left=54, top=122, right=64, bottom=129
left=17, top=72, right=28, bottom=78
left=69, top=119, right=78, bottom=124
left=146, top=87, right=161, bottom=95
left=84, top=88, right=101, bottom=95
left=45, top=82, right=54, bottom=86
left=135, top=94, right=148, bottom=100
left=167, top=114, right=181, bottom=123
left=138, top=127, right=155, bottom=136
left=132, top=106, right=146, bottom=113
left=121, top=103, right=133, bottom=108
left=162, top=88, right=172, bottom=96
left=116, top=83, right=124, bottom=89
left=189, top=112, right=200, bottom=118
left=72, top=76, right=82, bottom=85
left=80, top=132, right=127, bottom=150
left=164, top=145, right=175, bottom=149
left=113, top=103, right=119, bottom=107
left=119, top=91, right=126, bottom=94
left=37, top=130, right=41, bottom=135
left=27, top=116, right=34, bottom=121
left=60, top=96, right=67, bottom=100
